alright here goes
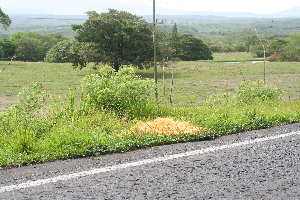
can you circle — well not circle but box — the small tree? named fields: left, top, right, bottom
left=178, top=34, right=213, bottom=61
left=72, top=9, right=153, bottom=71
left=45, top=40, right=74, bottom=63
left=171, top=23, right=180, bottom=59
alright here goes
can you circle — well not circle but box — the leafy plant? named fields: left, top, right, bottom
left=207, top=80, right=282, bottom=105
left=81, top=66, right=157, bottom=118
left=236, top=80, right=282, bottom=103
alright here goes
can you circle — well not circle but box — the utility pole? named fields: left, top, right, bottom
left=153, top=0, right=158, bottom=99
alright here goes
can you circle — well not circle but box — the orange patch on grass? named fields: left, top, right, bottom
left=132, top=117, right=207, bottom=136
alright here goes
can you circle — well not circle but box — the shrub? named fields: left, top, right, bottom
left=80, top=66, right=157, bottom=118
left=206, top=80, right=282, bottom=105
left=236, top=80, right=282, bottom=103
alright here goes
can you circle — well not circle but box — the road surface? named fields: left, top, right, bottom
left=0, top=123, right=299, bottom=199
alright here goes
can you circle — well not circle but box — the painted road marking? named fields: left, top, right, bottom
left=1, top=131, right=299, bottom=193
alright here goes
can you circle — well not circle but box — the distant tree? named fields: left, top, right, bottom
left=0, top=8, right=11, bottom=30
left=242, top=33, right=258, bottom=53
left=72, top=9, right=153, bottom=71
left=278, top=34, right=300, bottom=62
left=45, top=40, right=76, bottom=63
left=178, top=34, right=213, bottom=61
left=268, top=39, right=288, bottom=54
left=0, top=45, right=4, bottom=58
left=170, top=23, right=180, bottom=59
left=0, top=39, right=15, bottom=58
left=12, top=32, right=64, bottom=61
left=45, top=40, right=101, bottom=67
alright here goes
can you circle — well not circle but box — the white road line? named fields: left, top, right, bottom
left=1, top=131, right=299, bottom=193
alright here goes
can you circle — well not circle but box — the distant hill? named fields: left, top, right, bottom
left=154, top=6, right=300, bottom=18
left=268, top=6, right=300, bottom=18
left=1, top=7, right=300, bottom=40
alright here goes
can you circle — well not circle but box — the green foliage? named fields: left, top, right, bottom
left=268, top=40, right=288, bottom=54
left=45, top=40, right=87, bottom=63
left=0, top=76, right=299, bottom=168
left=278, top=34, right=300, bottom=61
left=72, top=9, right=153, bottom=71
left=170, top=24, right=180, bottom=59
left=81, top=66, right=157, bottom=118
left=45, top=40, right=102, bottom=71
left=0, top=60, right=299, bottom=168
left=0, top=83, right=51, bottom=135
left=0, top=45, right=3, bottom=58
left=45, top=40, right=74, bottom=63
left=0, top=8, right=11, bottom=30
left=207, top=80, right=282, bottom=105
left=236, top=80, right=282, bottom=103
left=178, top=34, right=213, bottom=61
left=158, top=32, right=213, bottom=62
left=0, top=39, right=15, bottom=58
left=11, top=32, right=65, bottom=61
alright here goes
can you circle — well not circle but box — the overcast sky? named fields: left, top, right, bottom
left=2, top=0, right=300, bottom=15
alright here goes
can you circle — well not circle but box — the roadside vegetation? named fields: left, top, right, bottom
left=0, top=9, right=299, bottom=168
left=0, top=58, right=299, bottom=168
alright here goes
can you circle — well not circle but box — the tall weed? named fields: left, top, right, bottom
left=207, top=80, right=282, bottom=105
left=81, top=66, right=157, bottom=119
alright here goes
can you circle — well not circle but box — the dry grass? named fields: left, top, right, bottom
left=132, top=117, right=207, bottom=136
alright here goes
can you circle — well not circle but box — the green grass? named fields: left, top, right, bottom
left=1, top=55, right=299, bottom=110
left=212, top=52, right=256, bottom=62
left=0, top=56, right=299, bottom=168
left=144, top=59, right=300, bottom=105
left=0, top=61, right=94, bottom=111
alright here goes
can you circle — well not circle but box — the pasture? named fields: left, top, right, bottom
left=0, top=53, right=299, bottom=111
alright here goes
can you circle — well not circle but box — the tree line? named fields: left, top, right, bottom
left=1, top=8, right=300, bottom=65
left=0, top=9, right=213, bottom=71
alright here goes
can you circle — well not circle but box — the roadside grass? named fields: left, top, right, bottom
left=0, top=57, right=299, bottom=168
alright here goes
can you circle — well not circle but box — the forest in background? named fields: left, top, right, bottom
left=2, top=14, right=300, bottom=54
left=1, top=14, right=300, bottom=39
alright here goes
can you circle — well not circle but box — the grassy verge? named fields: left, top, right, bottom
left=1, top=99, right=299, bottom=168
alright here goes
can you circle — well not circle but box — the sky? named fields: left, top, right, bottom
left=1, top=0, right=300, bottom=15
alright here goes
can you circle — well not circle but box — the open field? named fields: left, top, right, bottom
left=154, top=60, right=300, bottom=105
left=1, top=53, right=299, bottom=111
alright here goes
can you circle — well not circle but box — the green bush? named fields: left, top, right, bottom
left=0, top=83, right=52, bottom=136
left=81, top=66, right=157, bottom=118
left=236, top=80, right=282, bottom=103
left=207, top=80, right=282, bottom=105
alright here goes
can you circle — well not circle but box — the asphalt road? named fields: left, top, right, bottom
left=0, top=123, right=299, bottom=199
